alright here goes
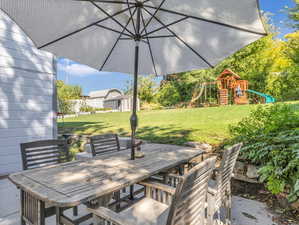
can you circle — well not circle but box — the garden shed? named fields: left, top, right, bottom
left=0, top=10, right=56, bottom=176
left=86, top=89, right=123, bottom=109
left=104, top=95, right=140, bottom=112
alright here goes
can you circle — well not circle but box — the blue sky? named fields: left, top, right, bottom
left=57, top=0, right=296, bottom=95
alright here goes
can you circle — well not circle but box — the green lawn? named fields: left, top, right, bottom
left=59, top=104, right=260, bottom=145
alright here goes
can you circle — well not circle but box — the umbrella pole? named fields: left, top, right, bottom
left=130, top=5, right=142, bottom=160
left=130, top=44, right=139, bottom=161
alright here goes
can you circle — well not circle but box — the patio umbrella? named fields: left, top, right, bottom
left=0, top=0, right=267, bottom=160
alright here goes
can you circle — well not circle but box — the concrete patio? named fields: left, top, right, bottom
left=0, top=178, right=290, bottom=225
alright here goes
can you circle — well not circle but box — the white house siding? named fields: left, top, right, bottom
left=86, top=97, right=105, bottom=109
left=0, top=11, right=56, bottom=175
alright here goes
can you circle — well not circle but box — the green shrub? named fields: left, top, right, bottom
left=156, top=83, right=181, bottom=107
left=229, top=103, right=299, bottom=202
left=80, top=105, right=94, bottom=112
left=94, top=108, right=112, bottom=111
left=141, top=102, right=163, bottom=111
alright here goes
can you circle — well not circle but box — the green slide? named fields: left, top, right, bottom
left=247, top=89, right=276, bottom=104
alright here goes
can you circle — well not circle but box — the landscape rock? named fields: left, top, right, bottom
left=246, top=165, right=259, bottom=179
left=185, top=142, right=213, bottom=152
left=291, top=201, right=299, bottom=210
left=234, top=161, right=246, bottom=174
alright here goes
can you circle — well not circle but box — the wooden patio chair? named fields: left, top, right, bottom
left=90, top=134, right=124, bottom=211
left=207, top=143, right=243, bottom=225
left=88, top=156, right=217, bottom=225
left=90, top=134, right=122, bottom=157
left=20, top=139, right=90, bottom=225
left=90, top=134, right=143, bottom=211
left=90, top=133, right=142, bottom=157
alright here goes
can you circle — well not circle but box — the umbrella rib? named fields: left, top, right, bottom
left=141, top=9, right=158, bottom=76
left=74, top=0, right=135, bottom=5
left=90, top=1, right=135, bottom=36
left=37, top=6, right=133, bottom=49
left=141, top=16, right=189, bottom=38
left=126, top=0, right=137, bottom=34
left=143, top=5, right=267, bottom=36
left=100, top=8, right=138, bottom=71
left=77, top=0, right=152, bottom=4
left=140, top=0, right=167, bottom=35
left=119, top=38, right=148, bottom=44
left=143, top=7, right=214, bottom=68
left=94, top=24, right=133, bottom=37
left=145, top=35, right=175, bottom=39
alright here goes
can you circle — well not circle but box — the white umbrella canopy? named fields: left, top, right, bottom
left=0, top=0, right=266, bottom=159
left=0, top=0, right=266, bottom=75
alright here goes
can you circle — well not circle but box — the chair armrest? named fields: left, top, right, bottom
left=88, top=207, right=131, bottom=225
left=166, top=173, right=182, bottom=180
left=139, top=179, right=176, bottom=195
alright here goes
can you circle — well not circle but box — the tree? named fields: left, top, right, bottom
left=156, top=82, right=181, bottom=107
left=56, top=80, right=82, bottom=100
left=286, top=0, right=299, bottom=29
left=284, top=31, right=299, bottom=65
left=56, top=80, right=82, bottom=114
left=124, top=75, right=158, bottom=104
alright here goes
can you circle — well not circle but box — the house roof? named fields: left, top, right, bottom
left=104, top=95, right=131, bottom=101
left=89, top=89, right=122, bottom=98
left=217, top=69, right=241, bottom=80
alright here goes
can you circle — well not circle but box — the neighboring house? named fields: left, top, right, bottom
left=69, top=89, right=140, bottom=113
left=0, top=11, right=56, bottom=176
left=104, top=95, right=140, bottom=112
left=87, top=89, right=123, bottom=109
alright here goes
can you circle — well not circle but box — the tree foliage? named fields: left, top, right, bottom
left=157, top=70, right=215, bottom=107
left=124, top=75, right=158, bottom=104
left=56, top=80, right=82, bottom=100
left=56, top=80, right=82, bottom=114
left=286, top=0, right=299, bottom=29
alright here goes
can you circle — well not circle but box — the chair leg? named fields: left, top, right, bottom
left=20, top=190, right=26, bottom=225
left=227, top=194, right=232, bottom=225
left=224, top=194, right=231, bottom=225
left=114, top=191, right=121, bottom=212
left=207, top=193, right=216, bottom=225
left=217, top=209, right=221, bottom=225
left=129, top=185, right=134, bottom=200
left=56, top=207, right=63, bottom=225
left=39, top=201, right=46, bottom=225
left=21, top=217, right=26, bottom=225
left=73, top=206, right=78, bottom=217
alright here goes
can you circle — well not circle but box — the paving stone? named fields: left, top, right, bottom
left=246, top=164, right=259, bottom=179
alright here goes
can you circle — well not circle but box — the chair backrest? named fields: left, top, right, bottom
left=90, top=134, right=120, bottom=157
left=216, top=143, right=243, bottom=198
left=20, top=139, right=70, bottom=170
left=166, top=156, right=217, bottom=225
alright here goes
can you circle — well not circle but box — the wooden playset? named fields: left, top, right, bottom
left=198, top=69, right=275, bottom=106
left=216, top=69, right=249, bottom=105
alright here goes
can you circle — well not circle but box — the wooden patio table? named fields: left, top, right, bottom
left=9, top=143, right=204, bottom=225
